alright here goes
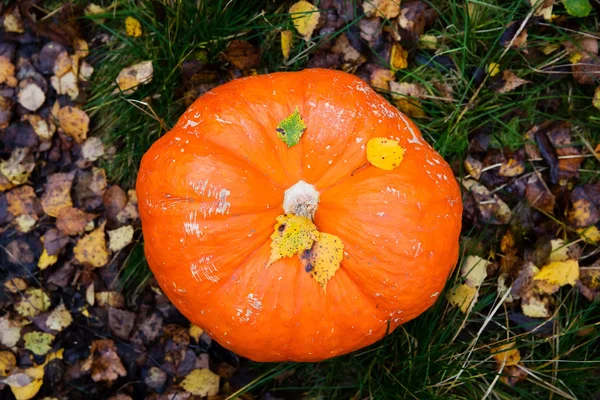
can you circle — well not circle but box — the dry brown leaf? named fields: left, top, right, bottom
left=331, top=34, right=364, bottom=64
left=495, top=71, right=530, bottom=94
left=41, top=171, right=75, bottom=218
left=74, top=222, right=109, bottom=268
left=578, top=267, right=600, bottom=301
left=58, top=106, right=90, bottom=143
left=572, top=57, right=600, bottom=85
left=525, top=174, right=555, bottom=213
left=116, top=189, right=139, bottom=223
left=0, top=56, right=18, bottom=87
left=464, top=155, right=483, bottom=180
left=461, top=179, right=512, bottom=224
left=115, top=61, right=153, bottom=94
left=363, top=0, right=401, bottom=19
left=56, top=207, right=90, bottom=236
left=88, top=339, right=127, bottom=383
left=359, top=17, right=381, bottom=43
left=223, top=40, right=261, bottom=70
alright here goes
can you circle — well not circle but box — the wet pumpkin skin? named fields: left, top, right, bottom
left=136, top=69, right=462, bottom=362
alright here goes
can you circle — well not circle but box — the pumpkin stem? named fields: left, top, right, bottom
left=283, top=180, right=319, bottom=220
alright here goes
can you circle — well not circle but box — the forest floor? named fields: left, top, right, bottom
left=1, top=0, right=599, bottom=399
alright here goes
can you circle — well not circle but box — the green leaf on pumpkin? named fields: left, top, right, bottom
left=276, top=107, right=306, bottom=148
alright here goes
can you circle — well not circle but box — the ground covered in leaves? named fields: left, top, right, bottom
left=1, top=0, right=600, bottom=399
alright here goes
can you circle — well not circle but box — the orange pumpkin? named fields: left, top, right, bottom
left=136, top=69, right=462, bottom=362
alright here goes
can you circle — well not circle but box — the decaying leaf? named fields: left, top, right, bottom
left=46, top=304, right=73, bottom=332
left=0, top=316, right=29, bottom=348
left=300, top=233, right=344, bottom=292
left=269, top=214, right=318, bottom=265
left=25, top=115, right=54, bottom=141
left=50, top=71, right=79, bottom=100
left=389, top=81, right=427, bottom=118
left=578, top=226, right=600, bottom=244
left=498, top=157, right=526, bottom=177
left=180, top=368, right=220, bottom=397
left=363, top=0, right=400, bottom=19
left=491, top=342, right=521, bottom=366
left=4, top=278, right=27, bottom=294
left=17, top=83, right=45, bottom=112
left=189, top=325, right=204, bottom=342
left=461, top=255, right=490, bottom=288
left=0, top=56, right=17, bottom=87
left=275, top=107, right=307, bottom=148
left=464, top=155, right=483, bottom=180
left=461, top=179, right=512, bottom=224
left=58, top=106, right=90, bottom=143
left=88, top=339, right=127, bottom=383
left=289, top=1, right=320, bottom=42
left=447, top=284, right=478, bottom=314
left=41, top=171, right=75, bottom=217
left=390, top=43, right=408, bottom=70
left=56, top=207, right=90, bottom=236
left=366, top=137, right=406, bottom=170
left=332, top=34, right=365, bottom=65
left=23, top=332, right=55, bottom=356
left=224, top=40, right=261, bottom=70
left=369, top=67, right=394, bottom=91
left=525, top=174, right=555, bottom=213
left=0, top=148, right=35, bottom=186
left=95, top=291, right=125, bottom=308
left=74, top=222, right=110, bottom=268
left=0, top=351, right=16, bottom=376
left=116, top=61, right=153, bottom=94
left=6, top=185, right=38, bottom=222
left=522, top=293, right=552, bottom=318
left=495, top=71, right=530, bottom=94
left=15, top=288, right=51, bottom=318
left=567, top=187, right=600, bottom=228
left=578, top=267, right=600, bottom=301
left=418, top=34, right=438, bottom=50
left=108, top=225, right=134, bottom=252
left=125, top=16, right=143, bottom=37
left=3, top=8, right=25, bottom=33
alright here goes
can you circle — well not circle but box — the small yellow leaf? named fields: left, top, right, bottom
left=281, top=30, right=293, bottom=61
left=40, top=172, right=75, bottom=217
left=46, top=304, right=72, bottom=332
left=16, top=288, right=51, bottom=318
left=0, top=351, right=16, bottom=376
left=541, top=43, right=560, bottom=55
left=366, top=137, right=406, bottom=171
left=447, top=283, right=478, bottom=314
left=487, top=62, right=501, bottom=77
left=4, top=278, right=27, bottom=294
left=390, top=43, right=408, bottom=70
left=74, top=222, right=110, bottom=268
left=38, top=249, right=58, bottom=270
left=23, top=332, right=54, bottom=356
left=418, top=34, right=438, bottom=50
left=269, top=214, right=318, bottom=265
left=189, top=325, right=204, bottom=342
left=181, top=368, right=220, bottom=396
left=491, top=343, right=521, bottom=367
left=362, top=0, right=400, bottom=19
left=125, top=16, right=142, bottom=37
left=289, top=1, right=320, bottom=42
left=570, top=52, right=584, bottom=64
left=522, top=294, right=551, bottom=318
left=301, top=232, right=344, bottom=293
left=534, top=259, right=579, bottom=286
left=578, top=226, right=600, bottom=244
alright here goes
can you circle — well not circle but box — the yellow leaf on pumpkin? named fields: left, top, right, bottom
left=289, top=1, right=320, bottom=42
left=366, top=137, right=406, bottom=171
left=300, top=232, right=344, bottom=293
left=269, top=214, right=318, bottom=265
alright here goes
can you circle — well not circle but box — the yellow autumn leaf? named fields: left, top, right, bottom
left=549, top=239, right=569, bottom=262
left=46, top=304, right=72, bottom=332
left=40, top=172, right=75, bottom=217
left=541, top=43, right=560, bottom=55
left=37, top=249, right=58, bottom=270
left=578, top=226, right=600, bottom=244
left=16, top=288, right=51, bottom=318
left=281, top=30, right=293, bottom=61
left=461, top=255, right=489, bottom=288
left=491, top=342, right=521, bottom=366
left=10, top=379, right=43, bottom=400
left=390, top=42, right=408, bottom=70
left=593, top=86, right=600, bottom=111
left=181, top=368, right=220, bottom=396
left=570, top=52, right=584, bottom=64
left=418, top=34, right=438, bottom=50
left=289, top=1, right=320, bottom=42
left=73, top=222, right=110, bottom=268
left=57, top=106, right=90, bottom=144
left=125, top=16, right=142, bottom=37
left=300, top=232, right=344, bottom=293
left=487, top=62, right=501, bottom=77
left=362, top=0, right=400, bottom=19
left=269, top=214, right=319, bottom=265
left=189, top=325, right=204, bottom=342
left=447, top=283, right=478, bottom=314
left=534, top=259, right=579, bottom=286
left=366, top=137, right=406, bottom=171
left=23, top=332, right=54, bottom=356
left=0, top=351, right=16, bottom=376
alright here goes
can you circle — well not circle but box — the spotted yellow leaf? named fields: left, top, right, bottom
left=0, top=350, right=16, bottom=376
left=289, top=1, right=320, bottom=41
left=16, top=288, right=51, bottom=318
left=73, top=222, right=109, bottom=268
left=447, top=283, right=478, bottom=314
left=269, top=214, right=318, bottom=265
left=46, top=304, right=72, bottom=332
left=300, top=233, right=344, bottom=293
left=125, top=16, right=142, bottom=37
left=366, top=137, right=406, bottom=170
left=281, top=30, right=293, bottom=61
left=181, top=368, right=220, bottom=396
left=534, top=259, right=579, bottom=286
left=23, top=332, right=54, bottom=356
left=491, top=342, right=521, bottom=366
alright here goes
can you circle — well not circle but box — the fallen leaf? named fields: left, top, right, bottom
left=224, top=40, right=261, bottom=70
left=74, top=222, right=110, bottom=268
left=108, top=308, right=135, bottom=340
left=564, top=0, right=592, bottom=17
left=461, top=255, right=490, bottom=288
left=145, top=366, right=167, bottom=390
left=0, top=351, right=16, bottom=376
left=46, top=304, right=72, bottom=332
left=56, top=207, right=90, bottom=236
left=594, top=86, right=600, bottom=110
left=180, top=368, right=220, bottom=397
left=390, top=43, right=408, bottom=70
left=289, top=1, right=320, bottom=42
left=275, top=107, right=307, bottom=148
left=50, top=71, right=79, bottom=100
left=17, top=83, right=45, bottom=112
left=3, top=8, right=24, bottom=33
left=331, top=34, right=365, bottom=64
left=496, top=71, right=529, bottom=94
left=299, top=232, right=344, bottom=292
left=534, top=259, right=579, bottom=286
left=4, top=278, right=27, bottom=294
left=548, top=239, right=570, bottom=262
left=461, top=179, right=512, bottom=224
left=447, top=283, right=478, bottom=314
left=369, top=67, right=394, bottom=91
left=359, top=17, right=381, bottom=44
left=572, top=56, right=600, bottom=85
left=366, top=137, right=406, bottom=170
left=0, top=316, right=29, bottom=348
left=25, top=115, right=54, bottom=141
left=491, top=342, right=521, bottom=366
left=95, top=291, right=125, bottom=308
left=418, top=34, right=438, bottom=50
left=43, top=229, right=69, bottom=256
left=16, top=288, right=51, bottom=318
left=542, top=43, right=560, bottom=55
left=521, top=293, right=551, bottom=318
left=567, top=187, right=600, bottom=228
left=525, top=174, right=555, bottom=213
left=189, top=325, right=204, bottom=342
left=81, top=137, right=105, bottom=162
left=498, top=158, right=526, bottom=177
left=281, top=30, right=293, bottom=61
left=58, top=106, right=89, bottom=143
left=40, top=171, right=75, bottom=217
left=464, top=155, right=483, bottom=180
left=37, top=249, right=58, bottom=270
left=23, top=332, right=55, bottom=356
left=488, top=62, right=501, bottom=77
left=6, top=185, right=38, bottom=222
left=9, top=378, right=43, bottom=400
left=116, top=60, right=153, bottom=93
left=0, top=56, right=17, bottom=87
left=89, top=339, right=127, bottom=383
left=53, top=51, right=72, bottom=78
left=108, top=225, right=134, bottom=252
left=530, top=0, right=553, bottom=20
left=0, top=148, right=35, bottom=186
left=269, top=214, right=318, bottom=265
left=578, top=226, right=600, bottom=244
left=125, top=16, right=142, bottom=37
left=578, top=267, right=600, bottom=301
left=363, top=0, right=400, bottom=18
